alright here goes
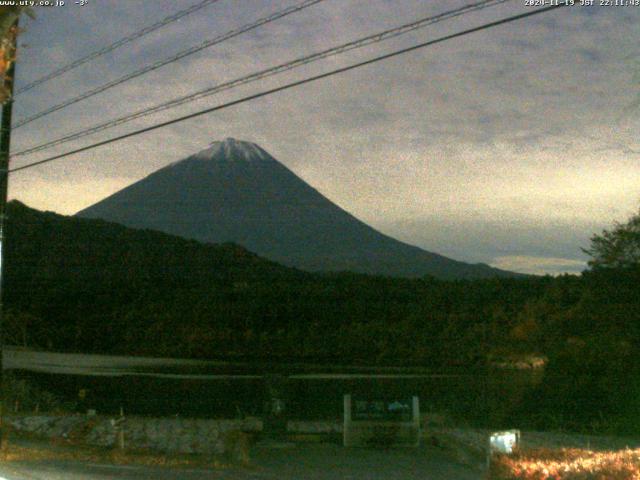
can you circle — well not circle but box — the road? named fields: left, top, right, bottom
left=0, top=444, right=482, bottom=479
left=4, top=346, right=462, bottom=378
left=0, top=462, right=262, bottom=479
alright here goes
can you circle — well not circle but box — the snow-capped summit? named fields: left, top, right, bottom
left=77, top=139, right=518, bottom=279
left=204, top=137, right=271, bottom=162
left=178, top=137, right=271, bottom=163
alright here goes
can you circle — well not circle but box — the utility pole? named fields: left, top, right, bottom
left=0, top=17, right=19, bottom=451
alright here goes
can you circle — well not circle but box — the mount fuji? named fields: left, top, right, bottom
left=77, top=138, right=519, bottom=279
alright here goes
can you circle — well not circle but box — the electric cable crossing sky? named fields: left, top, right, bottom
left=12, top=0, right=513, bottom=159
left=10, top=3, right=567, bottom=175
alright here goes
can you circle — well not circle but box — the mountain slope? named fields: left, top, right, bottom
left=3, top=201, right=544, bottom=362
left=77, top=138, right=519, bottom=279
left=4, top=200, right=303, bottom=355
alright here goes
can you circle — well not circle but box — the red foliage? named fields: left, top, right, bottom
left=487, top=447, right=640, bottom=480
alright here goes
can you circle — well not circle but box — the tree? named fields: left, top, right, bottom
left=0, top=6, right=33, bottom=103
left=583, top=207, right=640, bottom=269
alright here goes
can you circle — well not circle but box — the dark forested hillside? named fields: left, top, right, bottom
left=4, top=201, right=639, bottom=375
left=5, top=200, right=640, bottom=433
left=4, top=200, right=304, bottom=355
left=4, top=200, right=545, bottom=363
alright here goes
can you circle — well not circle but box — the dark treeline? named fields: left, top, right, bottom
left=4, top=201, right=640, bottom=432
left=3, top=201, right=552, bottom=363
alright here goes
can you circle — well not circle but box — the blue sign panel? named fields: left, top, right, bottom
left=352, top=398, right=413, bottom=422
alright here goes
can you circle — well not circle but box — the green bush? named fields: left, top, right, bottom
left=3, top=373, right=75, bottom=413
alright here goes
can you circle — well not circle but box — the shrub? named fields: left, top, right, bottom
left=221, top=430, right=251, bottom=465
left=3, top=373, right=74, bottom=413
left=487, top=447, right=640, bottom=480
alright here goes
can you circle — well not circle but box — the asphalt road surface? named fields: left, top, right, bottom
left=0, top=444, right=482, bottom=479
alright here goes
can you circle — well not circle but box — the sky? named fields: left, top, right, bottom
left=7, top=0, right=640, bottom=275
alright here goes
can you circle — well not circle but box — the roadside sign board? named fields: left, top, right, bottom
left=343, top=394, right=420, bottom=447
left=352, top=398, right=414, bottom=422
left=488, top=430, right=521, bottom=467
left=489, top=430, right=520, bottom=454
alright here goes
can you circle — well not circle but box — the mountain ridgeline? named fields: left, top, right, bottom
left=77, top=138, right=519, bottom=280
left=5, top=151, right=640, bottom=435
left=5, top=200, right=541, bottom=362
left=6, top=201, right=640, bottom=434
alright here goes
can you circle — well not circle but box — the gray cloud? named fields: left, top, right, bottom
left=7, top=0, right=640, bottom=275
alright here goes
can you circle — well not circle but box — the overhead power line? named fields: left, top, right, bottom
left=13, top=0, right=512, bottom=158
left=13, top=0, right=325, bottom=129
left=9, top=3, right=568, bottom=174
left=15, top=0, right=221, bottom=95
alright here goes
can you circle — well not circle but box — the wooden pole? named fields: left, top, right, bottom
left=0, top=18, right=19, bottom=452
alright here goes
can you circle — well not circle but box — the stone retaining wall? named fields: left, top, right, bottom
left=287, top=420, right=342, bottom=434
left=7, top=417, right=374, bottom=453
left=7, top=415, right=262, bottom=455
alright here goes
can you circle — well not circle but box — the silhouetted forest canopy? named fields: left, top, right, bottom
left=4, top=201, right=640, bottom=433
